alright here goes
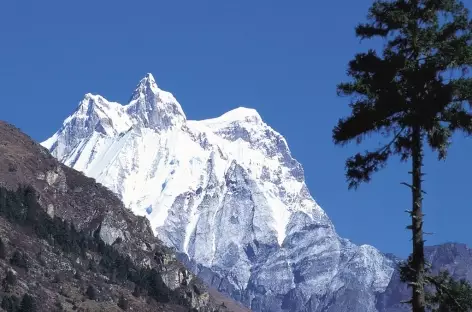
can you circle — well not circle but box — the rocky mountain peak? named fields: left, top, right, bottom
left=40, top=73, right=472, bottom=312
left=42, top=76, right=398, bottom=312
left=126, top=73, right=186, bottom=130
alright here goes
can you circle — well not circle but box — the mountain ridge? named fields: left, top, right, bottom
left=41, top=73, right=397, bottom=311
left=43, top=73, right=330, bottom=249
left=41, top=73, right=470, bottom=312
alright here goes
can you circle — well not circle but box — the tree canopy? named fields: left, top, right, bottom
left=333, top=0, right=472, bottom=311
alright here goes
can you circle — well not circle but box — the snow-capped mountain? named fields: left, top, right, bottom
left=42, top=73, right=396, bottom=311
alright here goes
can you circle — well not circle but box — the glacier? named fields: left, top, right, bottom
left=42, top=73, right=397, bottom=311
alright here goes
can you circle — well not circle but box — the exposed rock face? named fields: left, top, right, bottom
left=42, top=74, right=396, bottom=311
left=0, top=120, right=248, bottom=312
left=99, top=215, right=126, bottom=246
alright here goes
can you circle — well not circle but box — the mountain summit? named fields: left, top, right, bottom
left=43, top=74, right=395, bottom=311
left=127, top=73, right=186, bottom=129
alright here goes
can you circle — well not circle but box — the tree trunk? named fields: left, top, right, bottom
left=411, top=124, right=426, bottom=312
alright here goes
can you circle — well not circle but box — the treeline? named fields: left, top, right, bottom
left=0, top=185, right=191, bottom=308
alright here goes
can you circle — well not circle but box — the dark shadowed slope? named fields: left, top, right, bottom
left=0, top=120, right=249, bottom=312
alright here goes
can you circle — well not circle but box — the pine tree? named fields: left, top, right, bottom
left=53, top=299, right=64, bottom=312
left=86, top=285, right=97, bottom=300
left=333, top=1, right=472, bottom=311
left=1, top=295, right=19, bottom=312
left=132, top=284, right=141, bottom=298
left=117, top=294, right=129, bottom=311
left=53, top=272, right=63, bottom=284
left=0, top=237, right=6, bottom=259
left=88, top=259, right=97, bottom=273
left=10, top=250, right=28, bottom=271
left=3, top=270, right=17, bottom=292
left=19, top=293, right=36, bottom=312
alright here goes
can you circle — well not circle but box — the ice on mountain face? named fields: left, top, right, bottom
left=42, top=73, right=395, bottom=312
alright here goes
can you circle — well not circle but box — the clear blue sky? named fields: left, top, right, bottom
left=1, top=0, right=471, bottom=258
